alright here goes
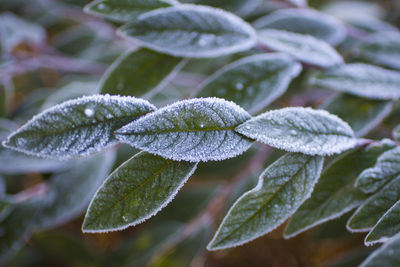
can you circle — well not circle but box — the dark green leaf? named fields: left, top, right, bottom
left=236, top=107, right=356, bottom=156
left=347, top=175, right=400, bottom=232
left=118, top=5, right=257, bottom=58
left=194, top=53, right=302, bottom=114
left=355, top=147, right=400, bottom=194
left=100, top=49, right=185, bottom=97
left=257, top=29, right=343, bottom=68
left=284, top=144, right=390, bottom=238
left=321, top=94, right=393, bottom=137
left=365, top=200, right=400, bottom=245
left=82, top=152, right=197, bottom=232
left=207, top=153, right=323, bottom=250
left=2, top=95, right=155, bottom=159
left=360, top=232, right=400, bottom=267
left=116, top=98, right=253, bottom=162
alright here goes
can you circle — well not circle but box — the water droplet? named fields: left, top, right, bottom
left=97, top=3, right=105, bottom=10
left=290, top=129, right=297, bottom=135
left=122, top=216, right=128, bottom=222
left=236, top=83, right=244, bottom=90
left=200, top=123, right=204, bottom=128
left=84, top=108, right=94, bottom=117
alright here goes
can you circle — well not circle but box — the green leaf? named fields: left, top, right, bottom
left=393, top=125, right=400, bottom=141
left=365, top=200, right=400, bottom=245
left=99, top=49, right=185, bottom=97
left=257, top=29, right=343, bottom=68
left=312, top=63, right=400, bottom=100
left=236, top=107, right=356, bottom=156
left=284, top=144, right=391, bottom=238
left=355, top=147, right=400, bottom=194
left=207, top=153, right=323, bottom=250
left=194, top=53, right=302, bottom=114
left=254, top=8, right=346, bottom=45
left=357, top=31, right=400, bottom=70
left=360, top=232, right=400, bottom=267
left=2, top=95, right=155, bottom=160
left=321, top=94, right=393, bottom=137
left=35, top=152, right=115, bottom=230
left=116, top=98, right=253, bottom=162
left=347, top=175, right=400, bottom=232
left=118, top=5, right=257, bottom=58
left=84, top=0, right=177, bottom=22
left=82, top=152, right=197, bottom=232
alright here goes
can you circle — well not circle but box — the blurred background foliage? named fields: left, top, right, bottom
left=0, top=0, right=400, bottom=266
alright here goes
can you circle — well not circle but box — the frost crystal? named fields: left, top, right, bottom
left=116, top=97, right=253, bottom=162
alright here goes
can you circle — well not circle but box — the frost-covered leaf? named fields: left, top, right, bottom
left=236, top=107, right=356, bottom=156
left=116, top=98, right=253, bottom=162
left=35, top=151, right=115, bottom=230
left=347, top=175, right=400, bottom=232
left=312, top=63, right=400, bottom=100
left=357, top=32, right=400, bottom=70
left=41, top=81, right=98, bottom=111
left=321, top=94, right=392, bottom=137
left=360, top=232, right=400, bottom=267
left=82, top=152, right=197, bottom=232
left=150, top=223, right=210, bottom=266
left=0, top=13, right=46, bottom=53
left=257, top=29, right=343, bottom=68
left=2, top=95, right=156, bottom=160
left=100, top=49, right=185, bottom=97
left=365, top=200, right=400, bottom=245
left=254, top=8, right=346, bottom=45
left=207, top=153, right=323, bottom=250
left=355, top=147, right=400, bottom=194
left=284, top=144, right=392, bottom=238
left=84, top=0, right=176, bottom=22
left=194, top=53, right=301, bottom=114
left=394, top=125, right=400, bottom=141
left=118, top=5, right=257, bottom=58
